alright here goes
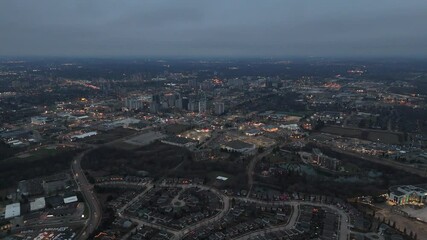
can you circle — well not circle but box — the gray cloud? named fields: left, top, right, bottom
left=0, top=0, right=427, bottom=57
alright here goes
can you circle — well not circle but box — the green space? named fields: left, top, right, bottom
left=82, top=142, right=191, bottom=178
left=206, top=171, right=234, bottom=183
left=0, top=148, right=80, bottom=190
left=82, top=127, right=136, bottom=144
left=254, top=146, right=427, bottom=198
left=0, top=141, right=18, bottom=161
left=163, top=124, right=193, bottom=135
left=5, top=148, right=59, bottom=163
left=321, top=126, right=403, bottom=144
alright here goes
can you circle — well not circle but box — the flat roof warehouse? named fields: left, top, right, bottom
left=5, top=203, right=20, bottom=219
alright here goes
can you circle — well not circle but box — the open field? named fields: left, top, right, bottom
left=321, top=126, right=403, bottom=144
left=81, top=127, right=136, bottom=144
left=4, top=146, right=68, bottom=164
left=124, top=131, right=166, bottom=146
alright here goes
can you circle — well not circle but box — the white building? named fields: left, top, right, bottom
left=31, top=116, right=49, bottom=125
left=221, top=140, right=256, bottom=155
left=5, top=203, right=20, bottom=219
left=280, top=124, right=300, bottom=131
left=71, top=131, right=97, bottom=141
left=30, top=197, right=46, bottom=211
left=63, top=195, right=78, bottom=204
left=161, top=136, right=197, bottom=149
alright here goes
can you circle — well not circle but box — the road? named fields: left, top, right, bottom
left=233, top=197, right=350, bottom=240
left=71, top=150, right=102, bottom=240
left=232, top=205, right=299, bottom=240
left=118, top=183, right=154, bottom=214
left=120, top=183, right=231, bottom=240
left=71, top=130, right=157, bottom=238
left=119, top=183, right=351, bottom=240
left=246, top=147, right=274, bottom=197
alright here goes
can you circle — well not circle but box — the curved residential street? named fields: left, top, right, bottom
left=117, top=183, right=351, bottom=240
left=234, top=197, right=350, bottom=240
left=121, top=183, right=231, bottom=240
left=72, top=138, right=349, bottom=240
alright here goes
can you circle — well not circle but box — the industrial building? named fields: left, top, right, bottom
left=30, top=197, right=46, bottom=211
left=5, top=203, right=21, bottom=219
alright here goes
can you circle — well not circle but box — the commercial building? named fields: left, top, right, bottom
left=70, top=131, right=97, bottom=141
left=149, top=101, right=160, bottom=113
left=161, top=136, right=197, bottom=148
left=199, top=100, right=207, bottom=113
left=388, top=185, right=427, bottom=205
left=31, top=116, right=49, bottom=125
left=30, top=197, right=46, bottom=211
left=42, top=173, right=71, bottom=194
left=5, top=203, right=20, bottom=219
left=245, top=129, right=262, bottom=136
left=188, top=100, right=198, bottom=112
left=262, top=125, right=279, bottom=132
left=63, top=195, right=78, bottom=204
left=214, top=102, right=225, bottom=115
left=125, top=97, right=143, bottom=110
left=166, top=93, right=177, bottom=107
left=221, top=140, right=256, bottom=155
left=175, top=97, right=183, bottom=109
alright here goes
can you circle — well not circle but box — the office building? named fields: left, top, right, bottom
left=214, top=102, right=225, bottom=115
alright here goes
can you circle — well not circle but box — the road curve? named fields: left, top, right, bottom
left=71, top=150, right=103, bottom=240
left=247, top=147, right=274, bottom=198
left=234, top=197, right=350, bottom=240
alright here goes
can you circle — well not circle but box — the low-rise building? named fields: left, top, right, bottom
left=30, top=197, right=46, bottom=211
left=5, top=203, right=20, bottom=219
left=31, top=116, right=49, bottom=125
left=161, top=136, right=197, bottom=148
left=221, top=140, right=256, bottom=155
left=388, top=185, right=427, bottom=205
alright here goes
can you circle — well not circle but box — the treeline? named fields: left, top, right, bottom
left=0, top=141, right=17, bottom=161
left=172, top=158, right=249, bottom=190
left=0, top=149, right=80, bottom=190
left=82, top=142, right=192, bottom=178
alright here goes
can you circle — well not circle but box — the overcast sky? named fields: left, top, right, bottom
left=1, top=0, right=427, bottom=58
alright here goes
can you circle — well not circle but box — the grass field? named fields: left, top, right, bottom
left=82, top=127, right=136, bottom=144
left=321, top=126, right=403, bottom=144
left=6, top=148, right=60, bottom=163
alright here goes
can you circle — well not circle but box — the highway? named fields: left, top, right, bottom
left=71, top=150, right=103, bottom=240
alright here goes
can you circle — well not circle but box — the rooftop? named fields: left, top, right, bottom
left=5, top=203, right=21, bottom=219
left=223, top=140, right=254, bottom=150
